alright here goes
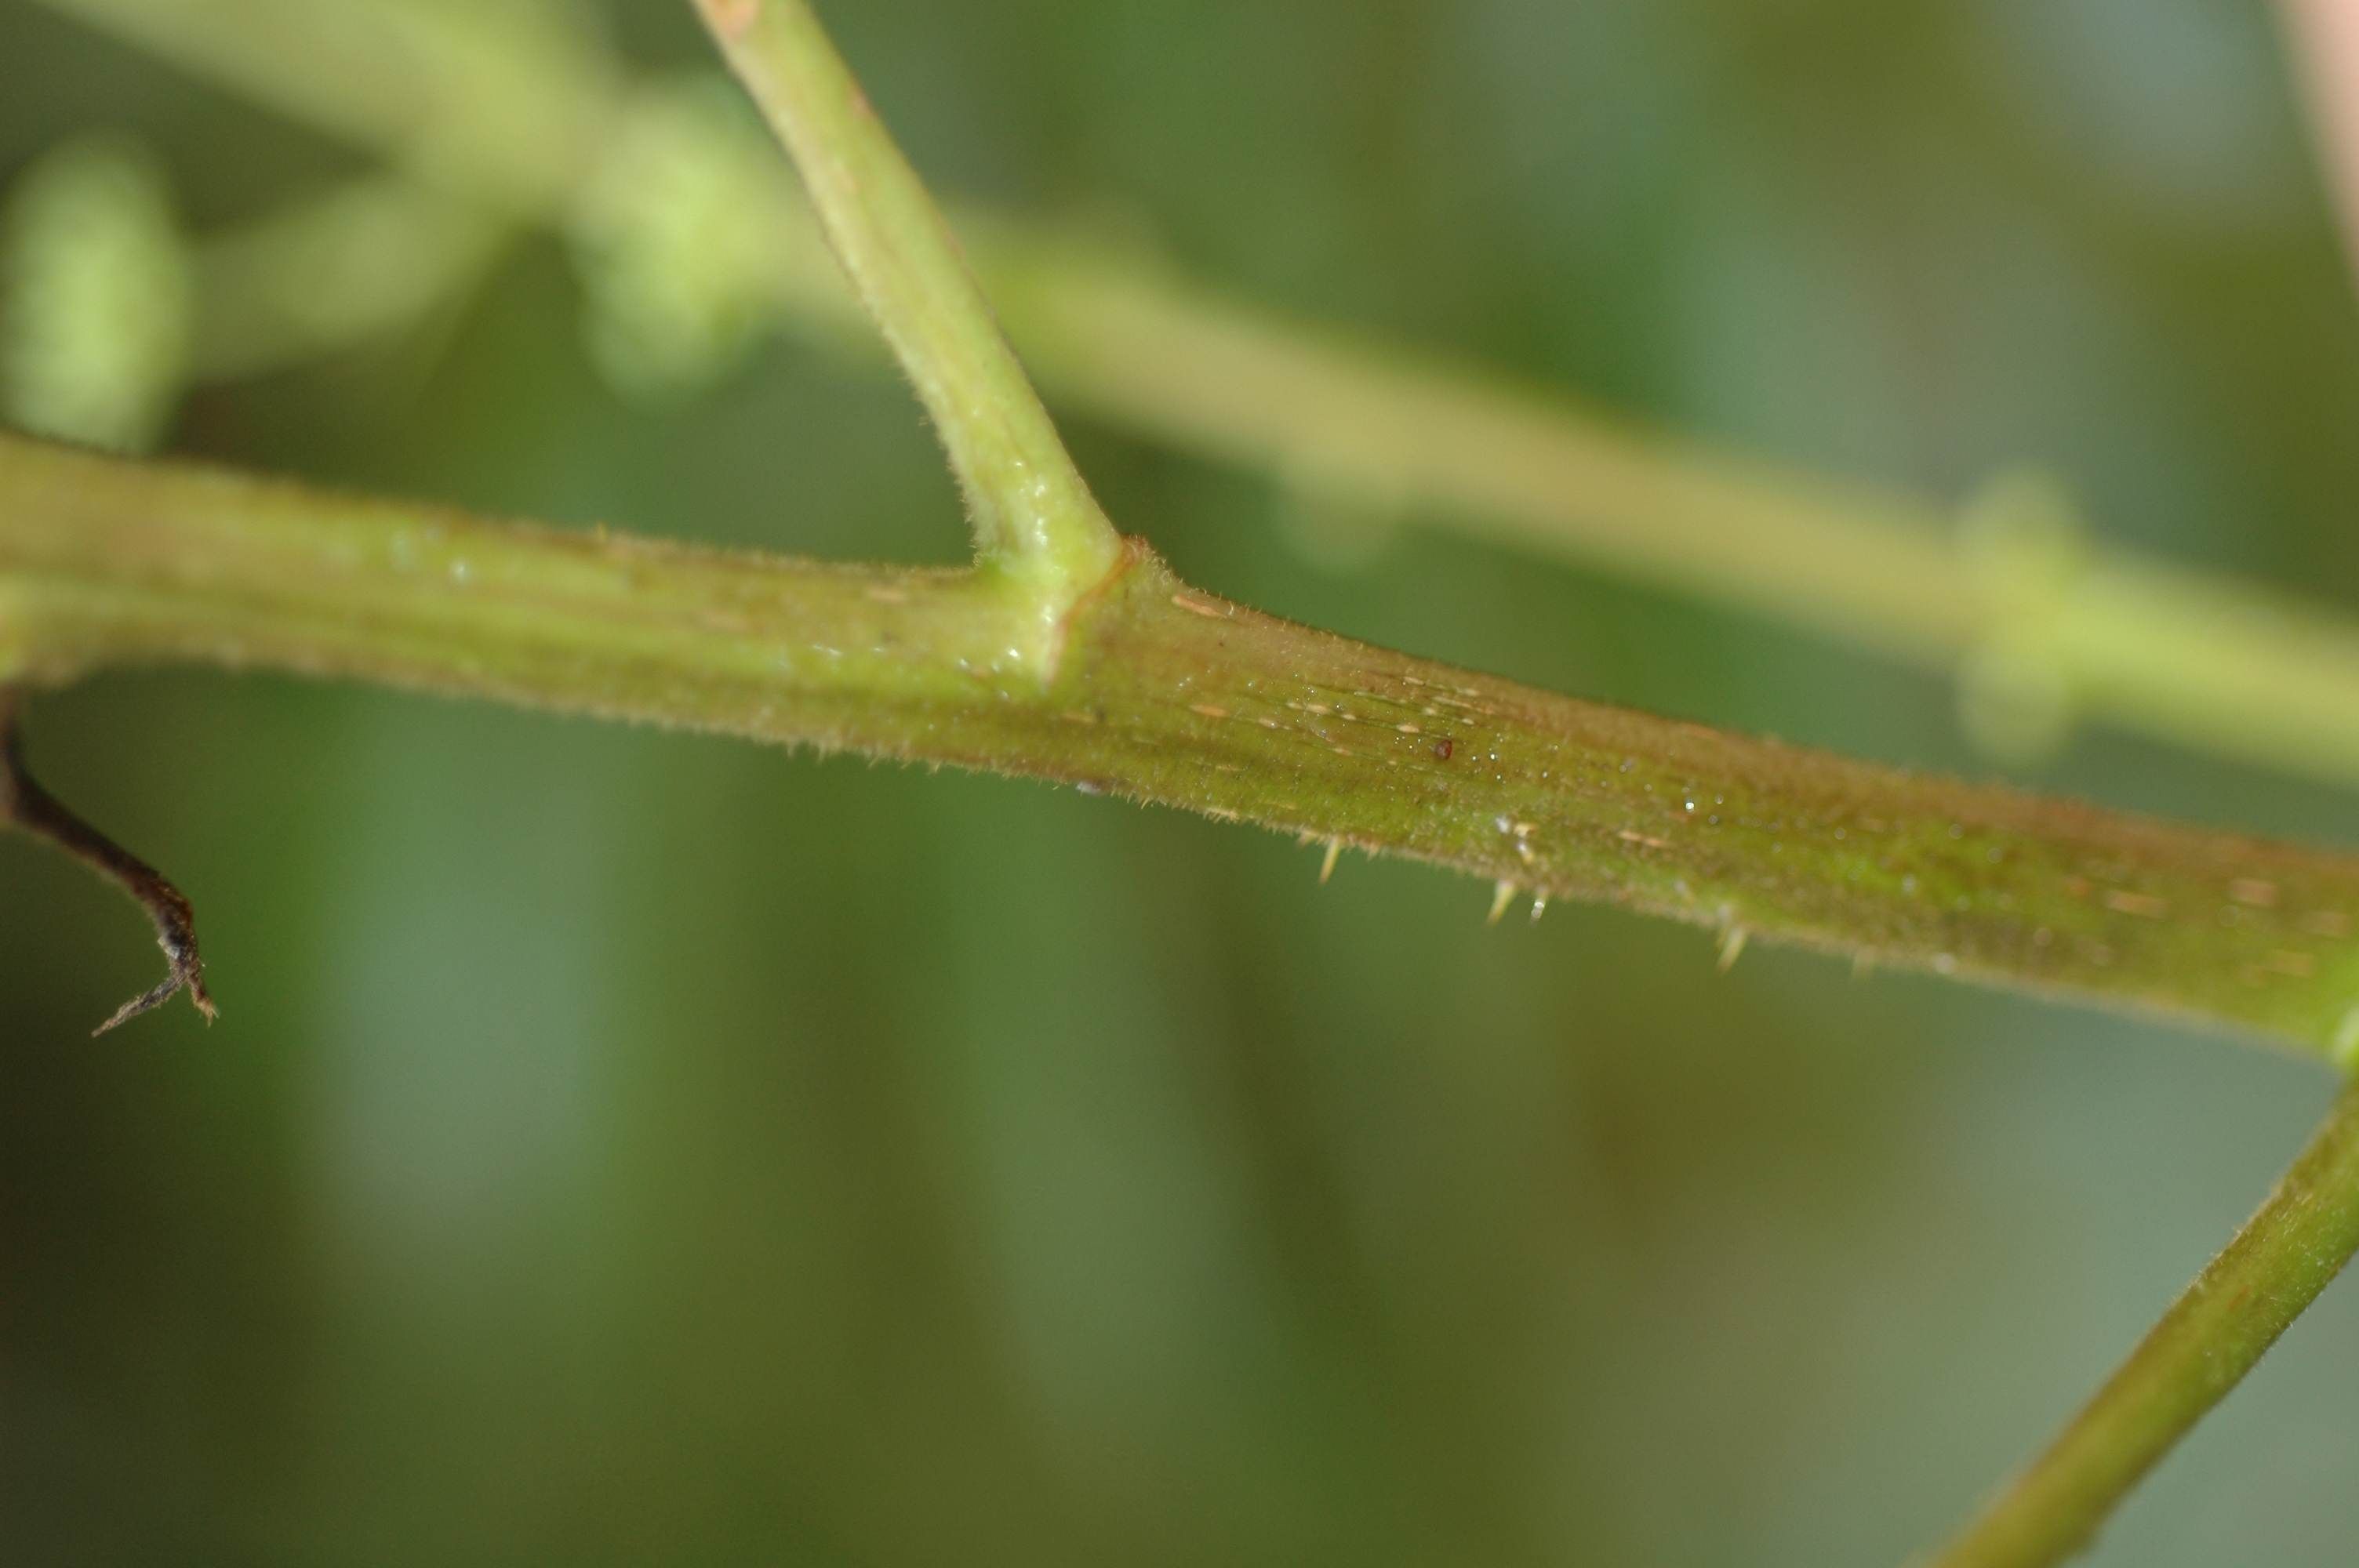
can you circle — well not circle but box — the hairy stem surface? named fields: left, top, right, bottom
left=687, top=0, right=1121, bottom=610
left=5, top=432, right=2355, bottom=1054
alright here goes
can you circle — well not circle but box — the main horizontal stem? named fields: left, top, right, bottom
left=5, top=431, right=2356, bottom=1053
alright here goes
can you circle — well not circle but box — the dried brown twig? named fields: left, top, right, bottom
left=0, top=688, right=215, bottom=1033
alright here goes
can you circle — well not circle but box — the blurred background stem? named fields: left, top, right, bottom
left=25, top=0, right=2359, bottom=793
left=187, top=177, right=507, bottom=383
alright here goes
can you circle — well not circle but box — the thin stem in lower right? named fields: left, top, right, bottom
left=1925, top=1076, right=2359, bottom=1568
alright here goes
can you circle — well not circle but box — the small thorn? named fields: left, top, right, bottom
left=1528, top=893, right=1549, bottom=924
left=1488, top=879, right=1518, bottom=926
left=1319, top=836, right=1343, bottom=885
left=1717, top=925, right=1750, bottom=974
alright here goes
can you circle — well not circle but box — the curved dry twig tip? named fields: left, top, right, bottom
left=0, top=690, right=217, bottom=1035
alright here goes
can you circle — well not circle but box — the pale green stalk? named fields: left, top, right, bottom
left=686, top=0, right=1122, bottom=622
left=21, top=0, right=610, bottom=206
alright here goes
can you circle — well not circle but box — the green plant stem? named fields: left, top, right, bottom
left=21, top=8, right=2359, bottom=1555
left=685, top=0, right=1121, bottom=609
left=5, top=429, right=2357, bottom=1054
left=969, top=243, right=2359, bottom=788
left=1925, top=1076, right=2359, bottom=1568
left=32, top=0, right=2359, bottom=791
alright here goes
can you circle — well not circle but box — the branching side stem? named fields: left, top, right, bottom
left=687, top=0, right=1123, bottom=630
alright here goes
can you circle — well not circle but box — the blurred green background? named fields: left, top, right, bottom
left=4, top=2, right=2359, bottom=1563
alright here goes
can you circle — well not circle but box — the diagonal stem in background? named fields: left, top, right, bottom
left=1925, top=1076, right=2359, bottom=1568
left=0, top=684, right=214, bottom=1033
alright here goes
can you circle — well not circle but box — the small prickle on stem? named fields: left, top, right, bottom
left=1488, top=880, right=1518, bottom=926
